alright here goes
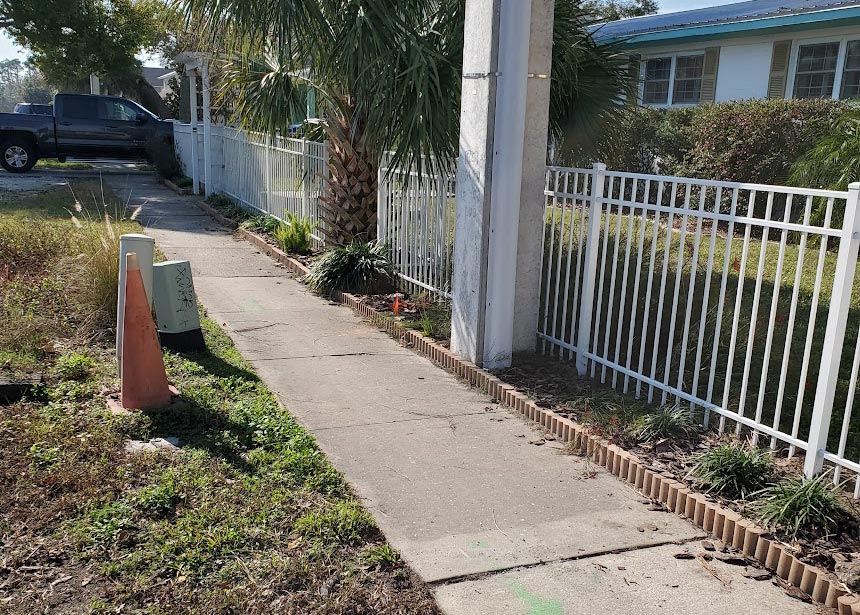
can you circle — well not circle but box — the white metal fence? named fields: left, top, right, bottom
left=173, top=123, right=328, bottom=246
left=539, top=163, right=860, bottom=488
left=377, top=158, right=457, bottom=298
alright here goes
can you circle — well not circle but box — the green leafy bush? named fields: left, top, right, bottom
left=273, top=213, right=315, bottom=254
left=55, top=352, right=96, bottom=381
left=145, top=135, right=183, bottom=180
left=750, top=472, right=845, bottom=538
left=679, top=98, right=842, bottom=185
left=689, top=442, right=774, bottom=499
left=306, top=240, right=395, bottom=295
left=626, top=405, right=700, bottom=443
left=791, top=103, right=860, bottom=192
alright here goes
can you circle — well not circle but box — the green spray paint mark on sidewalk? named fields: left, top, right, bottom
left=509, top=581, right=563, bottom=615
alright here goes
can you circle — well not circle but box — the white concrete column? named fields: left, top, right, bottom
left=89, top=74, right=100, bottom=95
left=201, top=59, right=213, bottom=196
left=450, top=0, right=554, bottom=370
left=188, top=66, right=200, bottom=195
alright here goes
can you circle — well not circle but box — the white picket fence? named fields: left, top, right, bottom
left=172, top=123, right=328, bottom=246
left=539, top=163, right=860, bottom=488
left=377, top=157, right=457, bottom=298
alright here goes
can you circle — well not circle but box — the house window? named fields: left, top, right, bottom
left=643, top=57, right=671, bottom=104
left=642, top=54, right=704, bottom=106
left=673, top=55, right=704, bottom=104
left=841, top=41, right=860, bottom=99
left=794, top=42, right=840, bottom=99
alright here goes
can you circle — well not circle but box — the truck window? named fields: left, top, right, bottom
left=100, top=99, right=139, bottom=122
left=61, top=97, right=99, bottom=119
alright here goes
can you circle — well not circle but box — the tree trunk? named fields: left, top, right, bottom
left=319, top=103, right=378, bottom=246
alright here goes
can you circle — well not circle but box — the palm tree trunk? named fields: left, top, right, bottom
left=319, top=102, right=378, bottom=246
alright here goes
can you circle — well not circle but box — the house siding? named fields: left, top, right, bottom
left=633, top=24, right=860, bottom=106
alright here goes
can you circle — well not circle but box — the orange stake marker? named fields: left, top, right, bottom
left=393, top=295, right=401, bottom=315
left=121, top=252, right=172, bottom=410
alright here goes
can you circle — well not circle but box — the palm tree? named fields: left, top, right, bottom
left=181, top=0, right=631, bottom=245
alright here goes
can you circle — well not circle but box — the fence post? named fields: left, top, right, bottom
left=301, top=139, right=310, bottom=219
left=264, top=133, right=272, bottom=216
left=377, top=162, right=387, bottom=243
left=804, top=182, right=860, bottom=477
left=574, top=162, right=607, bottom=376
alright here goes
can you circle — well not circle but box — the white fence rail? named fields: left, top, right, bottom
left=173, top=123, right=328, bottom=246
left=539, top=163, right=860, bottom=488
left=377, top=158, right=457, bottom=298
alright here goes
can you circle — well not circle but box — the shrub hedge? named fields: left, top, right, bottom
left=581, top=99, right=845, bottom=186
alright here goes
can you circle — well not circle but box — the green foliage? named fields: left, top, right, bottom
left=583, top=0, right=658, bottom=21
left=55, top=352, right=96, bottom=381
left=28, top=441, right=61, bottom=471
left=689, top=442, right=774, bottom=499
left=2, top=0, right=173, bottom=114
left=206, top=193, right=255, bottom=222
left=360, top=544, right=400, bottom=569
left=412, top=301, right=452, bottom=340
left=306, top=240, right=395, bottom=295
left=241, top=214, right=281, bottom=235
left=135, top=472, right=183, bottom=516
left=626, top=405, right=700, bottom=443
left=679, top=98, right=842, bottom=185
left=791, top=103, right=860, bottom=192
left=751, top=472, right=846, bottom=538
left=586, top=100, right=841, bottom=186
left=273, top=213, right=315, bottom=255
left=0, top=59, right=52, bottom=113
left=145, top=135, right=183, bottom=180
left=293, top=502, right=377, bottom=545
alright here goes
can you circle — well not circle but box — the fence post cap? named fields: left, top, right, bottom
left=849, top=182, right=860, bottom=191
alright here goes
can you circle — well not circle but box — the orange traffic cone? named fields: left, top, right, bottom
left=121, top=252, right=172, bottom=409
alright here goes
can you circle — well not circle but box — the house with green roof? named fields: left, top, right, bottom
left=593, top=0, right=860, bottom=107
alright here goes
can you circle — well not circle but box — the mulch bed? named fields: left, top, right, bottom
left=498, top=354, right=860, bottom=591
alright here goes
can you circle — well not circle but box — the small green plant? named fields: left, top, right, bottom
left=136, top=472, right=183, bottom=516
left=626, top=405, right=700, bottom=443
left=306, top=239, right=395, bottom=295
left=55, top=352, right=96, bottom=381
left=273, top=213, right=315, bottom=254
left=688, top=442, right=774, bottom=499
left=750, top=472, right=846, bottom=538
left=29, top=441, right=61, bottom=471
left=413, top=302, right=452, bottom=340
left=241, top=214, right=281, bottom=234
left=294, top=501, right=377, bottom=545
left=206, top=194, right=254, bottom=222
left=360, top=544, right=400, bottom=569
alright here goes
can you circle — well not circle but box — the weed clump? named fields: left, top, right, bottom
left=626, top=405, right=700, bottom=443
left=55, top=352, right=96, bottom=381
left=294, top=501, right=377, bottom=545
left=750, top=472, right=846, bottom=538
left=689, top=442, right=774, bottom=499
left=306, top=240, right=394, bottom=295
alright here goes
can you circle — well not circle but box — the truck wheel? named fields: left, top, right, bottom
left=0, top=139, right=38, bottom=173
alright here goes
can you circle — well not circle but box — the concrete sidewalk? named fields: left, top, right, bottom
left=109, top=174, right=815, bottom=615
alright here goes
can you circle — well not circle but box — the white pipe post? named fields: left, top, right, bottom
left=188, top=67, right=200, bottom=196
left=575, top=163, right=607, bottom=375
left=116, top=234, right=155, bottom=377
left=804, top=183, right=860, bottom=476
left=201, top=59, right=213, bottom=196
left=89, top=74, right=100, bottom=95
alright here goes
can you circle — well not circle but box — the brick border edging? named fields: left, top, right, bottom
left=194, top=205, right=850, bottom=610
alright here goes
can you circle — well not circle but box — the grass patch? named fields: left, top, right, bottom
left=0, top=184, right=436, bottom=612
left=35, top=159, right=94, bottom=170
left=626, top=405, right=701, bottom=443
left=750, top=472, right=847, bottom=538
left=688, top=441, right=775, bottom=499
left=307, top=240, right=395, bottom=295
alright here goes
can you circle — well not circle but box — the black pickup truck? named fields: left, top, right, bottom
left=0, top=94, right=173, bottom=173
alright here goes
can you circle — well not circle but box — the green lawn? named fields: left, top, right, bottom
left=540, top=204, right=860, bottom=462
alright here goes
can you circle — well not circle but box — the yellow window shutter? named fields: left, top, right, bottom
left=768, top=41, right=793, bottom=99
left=627, top=54, right=642, bottom=105
left=701, top=47, right=720, bottom=104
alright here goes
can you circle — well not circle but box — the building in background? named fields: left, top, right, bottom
left=594, top=0, right=860, bottom=107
